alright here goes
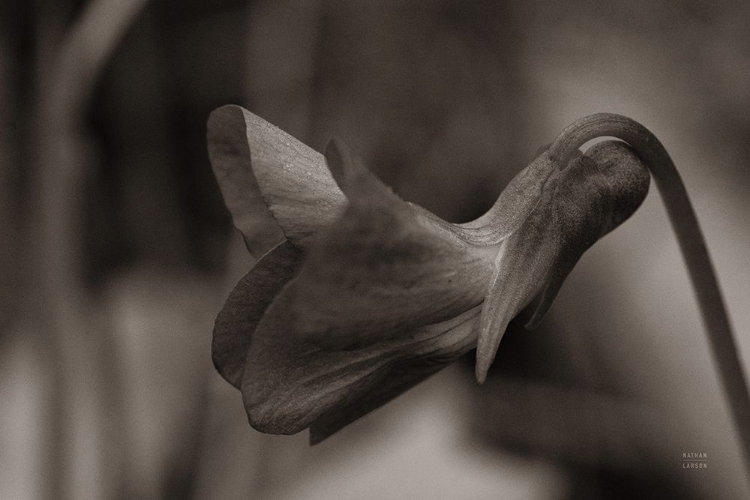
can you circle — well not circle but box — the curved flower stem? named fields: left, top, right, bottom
left=548, top=113, right=750, bottom=480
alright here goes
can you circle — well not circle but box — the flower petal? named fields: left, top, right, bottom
left=244, top=110, right=347, bottom=252
left=475, top=177, right=560, bottom=383
left=208, top=105, right=348, bottom=255
left=455, top=151, right=557, bottom=245
left=308, top=306, right=480, bottom=443
left=242, top=303, right=479, bottom=436
left=212, top=240, right=302, bottom=388
left=268, top=139, right=493, bottom=347
left=237, top=140, right=490, bottom=436
left=475, top=142, right=650, bottom=382
left=207, top=105, right=286, bottom=258
left=525, top=141, right=650, bottom=327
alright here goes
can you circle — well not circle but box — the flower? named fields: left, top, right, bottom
left=207, top=105, right=650, bottom=443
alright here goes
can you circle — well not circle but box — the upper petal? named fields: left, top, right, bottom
left=207, top=105, right=285, bottom=258
left=245, top=111, right=347, bottom=251
left=207, top=105, right=347, bottom=255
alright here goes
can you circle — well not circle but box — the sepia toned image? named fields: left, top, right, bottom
left=2, top=1, right=750, bottom=499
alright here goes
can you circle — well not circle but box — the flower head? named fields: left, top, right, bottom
left=207, top=105, right=650, bottom=442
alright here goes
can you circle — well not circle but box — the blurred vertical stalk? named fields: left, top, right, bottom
left=0, top=3, right=21, bottom=330
left=31, top=0, right=149, bottom=498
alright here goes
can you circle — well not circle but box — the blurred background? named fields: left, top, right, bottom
left=2, top=0, right=750, bottom=498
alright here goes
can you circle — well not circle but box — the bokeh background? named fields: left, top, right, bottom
left=2, top=0, right=750, bottom=498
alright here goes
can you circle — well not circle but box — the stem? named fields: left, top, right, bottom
left=548, top=113, right=750, bottom=481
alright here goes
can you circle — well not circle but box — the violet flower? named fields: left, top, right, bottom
left=207, top=105, right=649, bottom=443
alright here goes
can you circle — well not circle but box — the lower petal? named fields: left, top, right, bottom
left=212, top=240, right=302, bottom=388
left=241, top=306, right=480, bottom=436
left=309, top=306, right=480, bottom=443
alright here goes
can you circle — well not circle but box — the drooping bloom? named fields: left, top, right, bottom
left=207, top=105, right=650, bottom=443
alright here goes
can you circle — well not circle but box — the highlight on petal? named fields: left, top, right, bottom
left=207, top=105, right=348, bottom=255
left=212, top=240, right=303, bottom=388
left=475, top=142, right=650, bottom=382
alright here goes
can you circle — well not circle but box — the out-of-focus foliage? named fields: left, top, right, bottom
left=2, top=0, right=749, bottom=499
